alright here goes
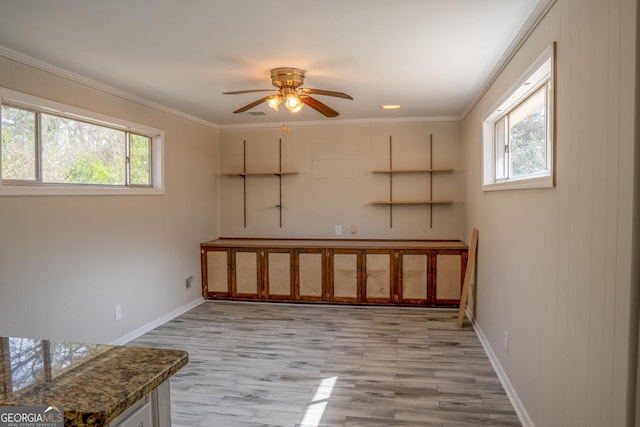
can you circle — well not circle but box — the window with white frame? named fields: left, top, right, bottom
left=0, top=89, right=163, bottom=196
left=483, top=43, right=555, bottom=190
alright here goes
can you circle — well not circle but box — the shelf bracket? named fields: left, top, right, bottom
left=429, top=134, right=433, bottom=229
left=243, top=140, right=247, bottom=228
left=389, top=135, right=393, bottom=228
left=278, top=138, right=283, bottom=228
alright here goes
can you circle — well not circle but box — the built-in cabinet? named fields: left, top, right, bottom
left=201, top=239, right=468, bottom=307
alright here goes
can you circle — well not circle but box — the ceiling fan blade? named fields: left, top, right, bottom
left=232, top=96, right=271, bottom=113
left=301, top=96, right=339, bottom=117
left=223, top=89, right=276, bottom=95
left=300, top=88, right=353, bottom=100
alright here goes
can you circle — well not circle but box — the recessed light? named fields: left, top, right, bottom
left=381, top=104, right=401, bottom=110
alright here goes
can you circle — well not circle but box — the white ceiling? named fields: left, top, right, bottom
left=0, top=0, right=543, bottom=127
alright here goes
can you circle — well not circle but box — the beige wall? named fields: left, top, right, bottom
left=0, top=56, right=218, bottom=344
left=219, top=122, right=462, bottom=240
left=462, top=0, right=637, bottom=425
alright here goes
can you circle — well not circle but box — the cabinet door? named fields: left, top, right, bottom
left=110, top=393, right=154, bottom=427
left=363, top=251, right=393, bottom=303
left=331, top=250, right=359, bottom=303
left=232, top=249, right=261, bottom=298
left=264, top=250, right=293, bottom=300
left=398, top=251, right=428, bottom=304
left=297, top=250, right=324, bottom=301
left=434, top=252, right=463, bottom=305
left=114, top=401, right=153, bottom=427
left=204, top=249, right=231, bottom=297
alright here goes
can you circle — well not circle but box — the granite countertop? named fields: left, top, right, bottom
left=0, top=337, right=188, bottom=427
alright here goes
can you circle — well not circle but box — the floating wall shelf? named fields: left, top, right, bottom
left=372, top=134, right=455, bottom=228
left=371, top=200, right=454, bottom=205
left=221, top=139, right=297, bottom=228
left=222, top=172, right=298, bottom=177
left=372, top=168, right=454, bottom=173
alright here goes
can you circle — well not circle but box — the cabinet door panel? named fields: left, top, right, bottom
left=436, top=254, right=462, bottom=301
left=207, top=251, right=229, bottom=294
left=114, top=401, right=153, bottom=427
left=402, top=254, right=427, bottom=300
left=299, top=253, right=323, bottom=298
left=365, top=253, right=391, bottom=301
left=235, top=251, right=258, bottom=295
left=333, top=253, right=358, bottom=299
left=267, top=252, right=292, bottom=297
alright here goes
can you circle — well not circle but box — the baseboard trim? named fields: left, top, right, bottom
left=465, top=308, right=536, bottom=427
left=111, top=298, right=205, bottom=345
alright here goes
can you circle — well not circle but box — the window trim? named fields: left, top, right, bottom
left=482, top=42, right=556, bottom=191
left=0, top=88, right=164, bottom=196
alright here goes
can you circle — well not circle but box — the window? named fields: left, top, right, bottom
left=483, top=42, right=555, bottom=190
left=0, top=88, right=163, bottom=195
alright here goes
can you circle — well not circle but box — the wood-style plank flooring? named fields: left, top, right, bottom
left=129, top=301, right=520, bottom=426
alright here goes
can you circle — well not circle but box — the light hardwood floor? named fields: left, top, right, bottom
left=129, top=301, right=520, bottom=427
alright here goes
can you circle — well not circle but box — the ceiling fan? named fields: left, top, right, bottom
left=223, top=67, right=353, bottom=118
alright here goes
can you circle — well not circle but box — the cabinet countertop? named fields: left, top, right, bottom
left=201, top=238, right=468, bottom=250
left=0, top=337, right=188, bottom=427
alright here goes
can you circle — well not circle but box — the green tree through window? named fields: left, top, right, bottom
left=1, top=106, right=36, bottom=180
left=129, top=133, right=151, bottom=186
left=1, top=105, right=151, bottom=187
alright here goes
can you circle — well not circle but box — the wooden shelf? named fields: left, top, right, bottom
left=225, top=139, right=295, bottom=228
left=373, top=134, right=455, bottom=228
left=222, top=171, right=298, bottom=177
left=372, top=168, right=454, bottom=174
left=371, top=200, right=454, bottom=205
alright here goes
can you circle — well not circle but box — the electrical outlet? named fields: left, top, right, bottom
left=335, top=224, right=342, bottom=236
left=115, top=305, right=122, bottom=321
left=504, top=331, right=509, bottom=353
left=351, top=225, right=357, bottom=234
left=185, top=276, right=194, bottom=289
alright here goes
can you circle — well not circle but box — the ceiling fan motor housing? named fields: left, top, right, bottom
left=271, top=67, right=306, bottom=88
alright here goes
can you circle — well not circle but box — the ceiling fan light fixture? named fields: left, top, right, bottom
left=267, top=95, right=282, bottom=111
left=284, top=93, right=304, bottom=113
left=225, top=67, right=351, bottom=117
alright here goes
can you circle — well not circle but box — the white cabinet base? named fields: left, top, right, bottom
left=110, top=381, right=171, bottom=427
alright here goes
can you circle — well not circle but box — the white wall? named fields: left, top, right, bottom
left=219, top=122, right=462, bottom=240
left=0, top=56, right=218, bottom=344
left=462, top=0, right=637, bottom=425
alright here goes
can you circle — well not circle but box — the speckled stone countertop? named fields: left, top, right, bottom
left=0, top=337, right=188, bottom=426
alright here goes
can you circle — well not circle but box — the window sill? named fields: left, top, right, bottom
left=483, top=175, right=553, bottom=191
left=0, top=184, right=164, bottom=196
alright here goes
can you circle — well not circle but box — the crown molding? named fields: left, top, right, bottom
left=0, top=45, right=219, bottom=129
left=460, top=0, right=558, bottom=119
